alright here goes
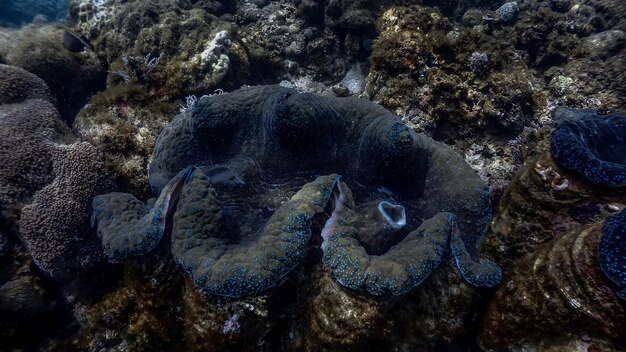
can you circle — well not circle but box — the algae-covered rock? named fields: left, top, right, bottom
left=0, top=24, right=106, bottom=122
left=68, top=0, right=235, bottom=100
left=366, top=5, right=540, bottom=140
left=73, top=85, right=176, bottom=198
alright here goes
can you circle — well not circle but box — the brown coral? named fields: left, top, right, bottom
left=0, top=64, right=113, bottom=280
left=19, top=142, right=113, bottom=280
left=0, top=64, right=52, bottom=104
left=0, top=99, right=61, bottom=206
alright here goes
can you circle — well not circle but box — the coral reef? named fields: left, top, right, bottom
left=93, top=85, right=500, bottom=298
left=68, top=0, right=236, bottom=99
left=0, top=64, right=52, bottom=104
left=482, top=215, right=626, bottom=350
left=366, top=5, right=540, bottom=140
left=550, top=108, right=626, bottom=187
left=0, top=0, right=624, bottom=350
left=20, top=141, right=113, bottom=280
left=362, top=0, right=625, bottom=198
left=73, top=85, right=177, bottom=197
left=68, top=0, right=240, bottom=196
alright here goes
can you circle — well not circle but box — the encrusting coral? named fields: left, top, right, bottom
left=92, top=85, right=501, bottom=298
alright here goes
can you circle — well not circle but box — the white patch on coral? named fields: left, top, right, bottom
left=198, top=30, right=232, bottom=86
left=464, top=143, right=517, bottom=195
left=339, top=63, right=366, bottom=95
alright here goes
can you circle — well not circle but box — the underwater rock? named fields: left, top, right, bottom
left=339, top=62, right=366, bottom=95
left=482, top=120, right=626, bottom=349
left=73, top=85, right=177, bottom=198
left=481, top=217, right=626, bottom=349
left=0, top=277, right=46, bottom=317
left=367, top=5, right=539, bottom=139
left=581, top=30, right=626, bottom=60
left=68, top=0, right=236, bottom=100
left=487, top=125, right=625, bottom=264
left=550, top=108, right=626, bottom=187
left=560, top=31, right=626, bottom=107
left=0, top=24, right=106, bottom=123
left=93, top=85, right=500, bottom=298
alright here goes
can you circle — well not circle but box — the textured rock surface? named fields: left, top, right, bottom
left=481, top=126, right=626, bottom=349
left=73, top=85, right=176, bottom=198
left=68, top=0, right=235, bottom=100
left=366, top=5, right=540, bottom=139
left=0, top=24, right=106, bottom=122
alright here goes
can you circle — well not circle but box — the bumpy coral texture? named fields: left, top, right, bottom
left=20, top=142, right=112, bottom=280
left=598, top=209, right=626, bottom=300
left=550, top=108, right=626, bottom=187
left=0, top=64, right=52, bottom=104
left=0, top=99, right=58, bottom=206
left=0, top=64, right=112, bottom=280
left=0, top=65, right=58, bottom=205
left=93, top=85, right=501, bottom=297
